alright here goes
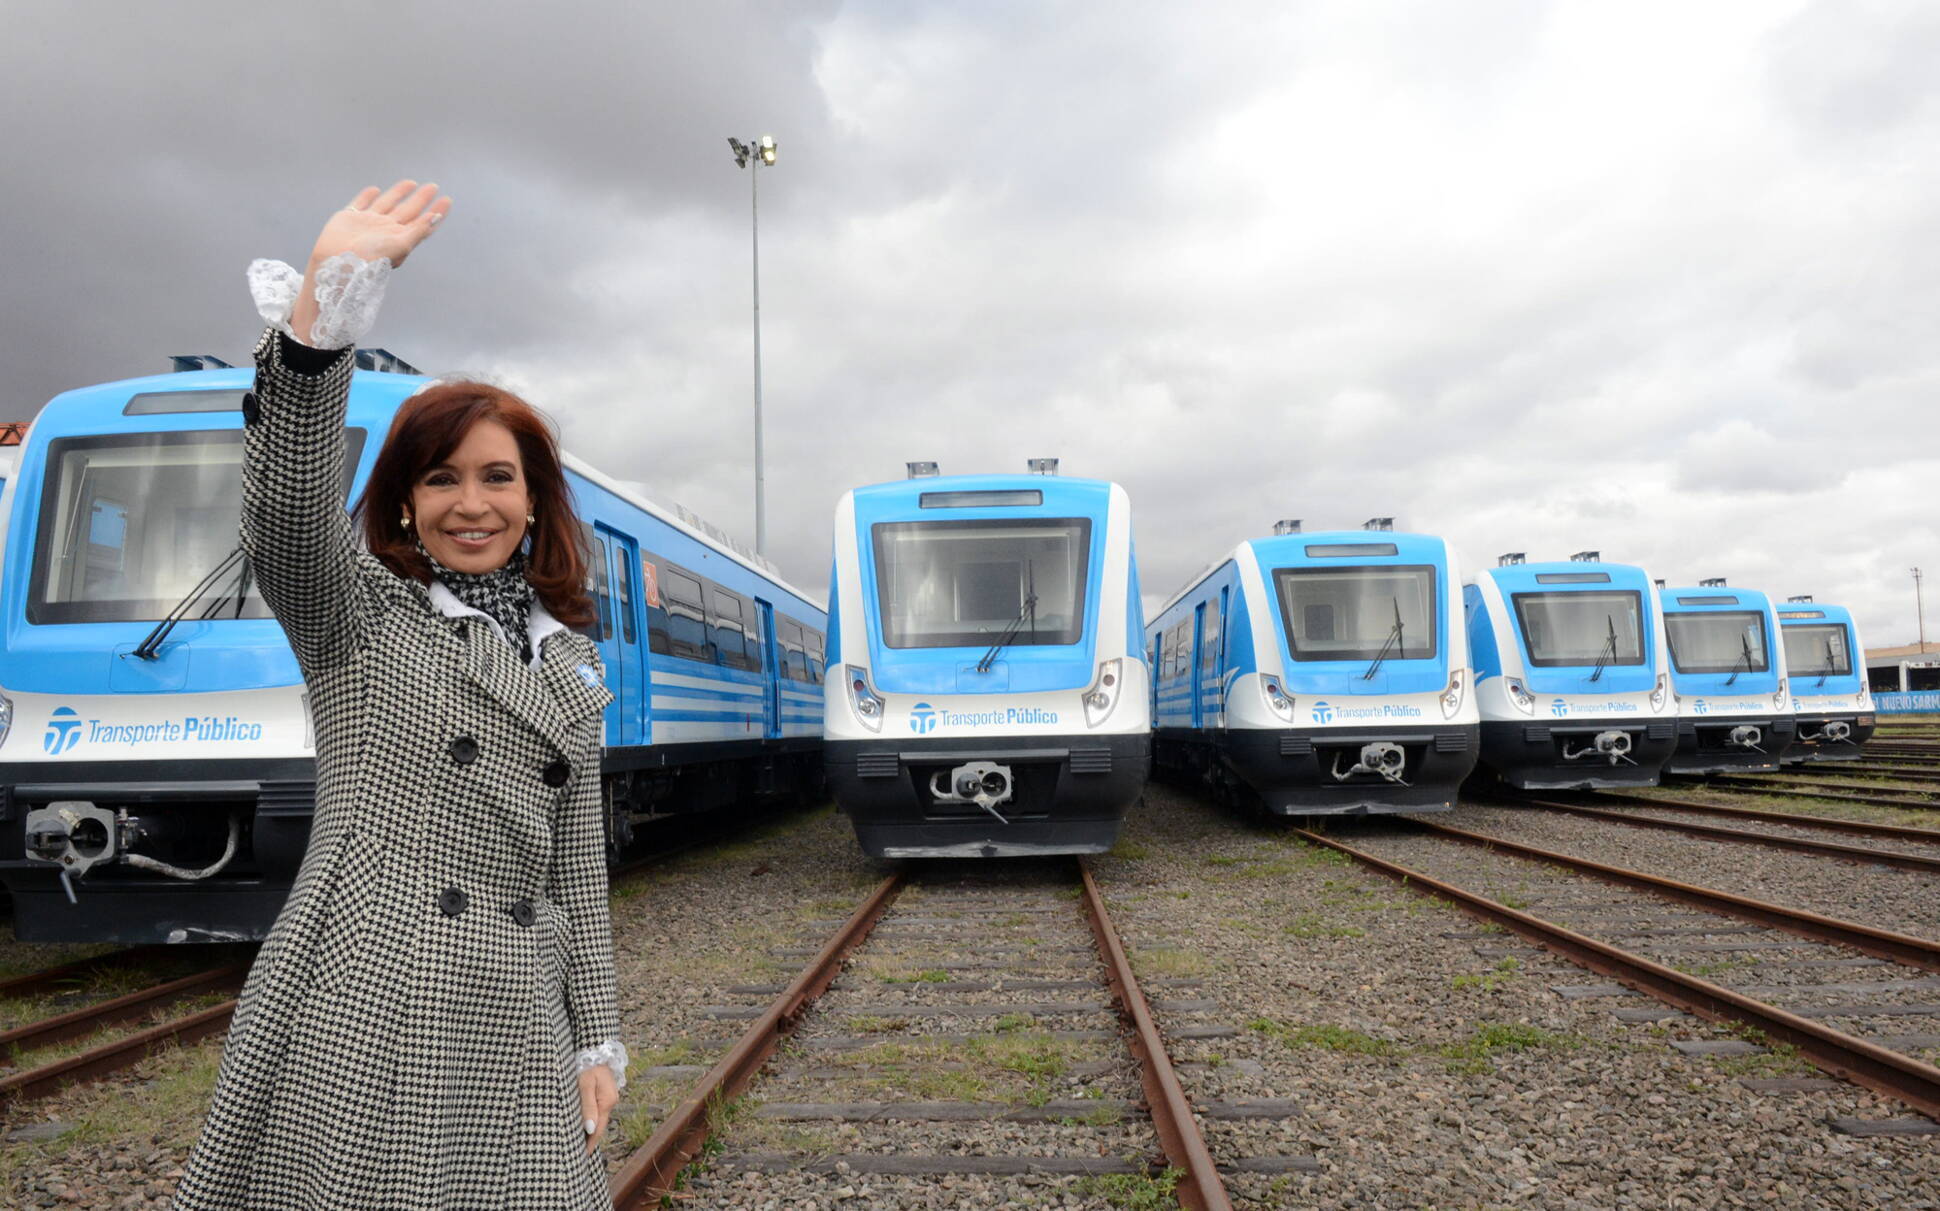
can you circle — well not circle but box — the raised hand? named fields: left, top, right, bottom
left=291, top=180, right=452, bottom=345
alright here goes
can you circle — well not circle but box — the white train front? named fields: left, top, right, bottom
left=823, top=467, right=1149, bottom=857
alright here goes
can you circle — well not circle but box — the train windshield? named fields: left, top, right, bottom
left=28, top=429, right=365, bottom=624
left=1511, top=590, right=1645, bottom=668
left=1782, top=623, right=1852, bottom=678
left=1273, top=564, right=1438, bottom=662
left=871, top=518, right=1090, bottom=649
left=1664, top=611, right=1769, bottom=675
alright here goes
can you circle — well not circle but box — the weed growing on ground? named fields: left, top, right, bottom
left=1134, top=947, right=1211, bottom=978
left=847, top=1015, right=910, bottom=1033
left=1440, top=1021, right=1583, bottom=1074
left=1282, top=913, right=1365, bottom=939
left=1108, top=838, right=1151, bottom=861
left=1074, top=1167, right=1183, bottom=1210
left=992, top=1012, right=1036, bottom=1033
left=1451, top=957, right=1521, bottom=992
left=1715, top=1041, right=1814, bottom=1078
left=1055, top=1105, right=1125, bottom=1127
left=878, top=968, right=951, bottom=984
left=1248, top=1017, right=1402, bottom=1057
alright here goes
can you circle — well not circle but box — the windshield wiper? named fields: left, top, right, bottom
left=1589, top=614, right=1618, bottom=683
left=1361, top=597, right=1405, bottom=681
left=1817, top=638, right=1837, bottom=688
left=976, top=560, right=1038, bottom=674
left=197, top=555, right=255, bottom=623
left=1723, top=634, right=1754, bottom=687
left=132, top=544, right=246, bottom=660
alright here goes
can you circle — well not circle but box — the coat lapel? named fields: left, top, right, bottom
left=425, top=581, right=611, bottom=753
left=456, top=619, right=575, bottom=756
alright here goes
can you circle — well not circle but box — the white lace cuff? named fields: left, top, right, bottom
left=246, top=252, right=392, bottom=350
left=574, top=1039, right=628, bottom=1090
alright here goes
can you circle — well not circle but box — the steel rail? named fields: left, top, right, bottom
left=1692, top=779, right=1939, bottom=812
left=611, top=872, right=906, bottom=1208
left=1724, top=772, right=1939, bottom=798
left=0, top=1000, right=236, bottom=1104
left=1078, top=858, right=1234, bottom=1211
left=0, top=949, right=147, bottom=1000
left=1500, top=797, right=1940, bottom=875
left=1577, top=789, right=1940, bottom=843
left=1292, top=829, right=1940, bottom=1120
left=1415, top=819, right=1940, bottom=972
left=0, top=963, right=248, bottom=1055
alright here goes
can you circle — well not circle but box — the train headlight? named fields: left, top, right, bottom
left=1505, top=678, right=1535, bottom=715
left=0, top=688, right=12, bottom=750
left=1650, top=674, right=1669, bottom=714
left=844, top=666, right=885, bottom=733
left=1083, top=659, right=1123, bottom=728
left=1772, top=679, right=1788, bottom=711
left=1260, top=678, right=1295, bottom=723
left=1439, top=669, right=1465, bottom=719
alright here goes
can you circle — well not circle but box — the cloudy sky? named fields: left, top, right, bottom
left=4, top=1, right=1936, bottom=647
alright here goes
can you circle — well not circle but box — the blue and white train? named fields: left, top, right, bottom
left=0, top=359, right=826, bottom=942
left=1777, top=599, right=1875, bottom=763
left=1658, top=584, right=1794, bottom=774
left=823, top=464, right=1148, bottom=857
left=1149, top=526, right=1478, bottom=815
left=1464, top=556, right=1677, bottom=789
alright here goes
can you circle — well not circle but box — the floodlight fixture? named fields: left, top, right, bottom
left=1273, top=519, right=1302, bottom=536
left=1026, top=458, right=1059, bottom=476
left=1570, top=550, right=1600, bottom=563
left=1498, top=553, right=1525, bottom=566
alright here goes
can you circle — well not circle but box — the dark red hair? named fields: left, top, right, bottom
left=357, top=380, right=596, bottom=628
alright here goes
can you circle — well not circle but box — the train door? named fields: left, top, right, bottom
left=597, top=525, right=646, bottom=745
left=1190, top=603, right=1207, bottom=727
left=754, top=597, right=781, bottom=740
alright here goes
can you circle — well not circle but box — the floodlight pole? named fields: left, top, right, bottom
left=729, top=135, right=776, bottom=557
left=1917, top=567, right=1928, bottom=651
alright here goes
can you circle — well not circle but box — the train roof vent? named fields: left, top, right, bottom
left=1498, top=552, right=1525, bottom=566
left=0, top=421, right=25, bottom=446
left=906, top=461, right=940, bottom=479
left=1570, top=550, right=1600, bottom=563
left=1026, top=457, right=1060, bottom=476
left=1787, top=594, right=1814, bottom=602
left=1273, top=519, right=1302, bottom=536
left=169, top=355, right=234, bottom=372
left=1363, top=517, right=1394, bottom=531
left=1699, top=577, right=1727, bottom=587
left=355, top=348, right=420, bottom=375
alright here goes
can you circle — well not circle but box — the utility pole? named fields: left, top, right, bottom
left=1917, top=567, right=1928, bottom=651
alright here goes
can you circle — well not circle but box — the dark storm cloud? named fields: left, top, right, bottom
left=4, top=1, right=1937, bottom=648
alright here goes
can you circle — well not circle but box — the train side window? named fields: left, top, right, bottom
left=1201, top=606, right=1220, bottom=677
left=641, top=555, right=671, bottom=655
left=707, top=585, right=751, bottom=670
left=779, top=618, right=806, bottom=682
left=663, top=568, right=707, bottom=661
left=806, top=629, right=826, bottom=683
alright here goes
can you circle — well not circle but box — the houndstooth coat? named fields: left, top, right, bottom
left=174, top=330, right=620, bottom=1210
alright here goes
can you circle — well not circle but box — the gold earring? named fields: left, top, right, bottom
left=401, top=513, right=412, bottom=529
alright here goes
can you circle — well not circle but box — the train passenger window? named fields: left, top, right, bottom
left=641, top=555, right=672, bottom=655
left=806, top=629, right=826, bottom=683
left=615, top=551, right=636, bottom=645
left=1201, top=605, right=1220, bottom=676
left=662, top=568, right=708, bottom=661
left=778, top=618, right=806, bottom=682
left=707, top=586, right=752, bottom=670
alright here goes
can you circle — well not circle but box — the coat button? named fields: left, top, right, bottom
left=240, top=390, right=259, bottom=425
left=438, top=886, right=469, bottom=917
left=510, top=899, right=536, bottom=928
left=542, top=759, right=570, bottom=787
left=449, top=736, right=480, bottom=765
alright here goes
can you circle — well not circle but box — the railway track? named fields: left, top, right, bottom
left=610, top=859, right=1301, bottom=1209
left=1303, top=819, right=1940, bottom=1129
left=0, top=808, right=770, bottom=1108
left=1491, top=792, right=1940, bottom=874
left=1683, top=775, right=1940, bottom=812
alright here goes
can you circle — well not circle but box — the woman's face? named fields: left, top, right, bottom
left=408, top=418, right=534, bottom=574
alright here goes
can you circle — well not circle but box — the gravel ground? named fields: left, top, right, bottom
left=1431, top=802, right=1940, bottom=942
left=1094, top=783, right=1940, bottom=1210
left=1645, top=783, right=1940, bottom=832
left=1573, top=802, right=1940, bottom=863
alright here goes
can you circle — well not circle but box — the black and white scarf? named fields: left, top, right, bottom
left=426, top=547, right=536, bottom=665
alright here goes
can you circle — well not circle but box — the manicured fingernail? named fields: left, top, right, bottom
left=428, top=212, right=443, bottom=226
left=585, top=1119, right=598, bottom=1135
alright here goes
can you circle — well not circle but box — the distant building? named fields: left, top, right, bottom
left=1866, top=642, right=1940, bottom=692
